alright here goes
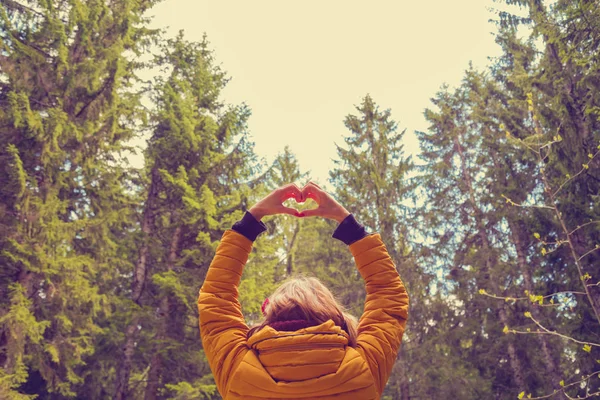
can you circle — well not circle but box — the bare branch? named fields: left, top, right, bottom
left=534, top=144, right=600, bottom=324
left=578, top=245, right=600, bottom=262
left=479, top=290, right=587, bottom=303
left=569, top=220, right=600, bottom=236
left=553, top=149, right=600, bottom=197
left=523, top=371, right=600, bottom=400
left=501, top=194, right=554, bottom=210
left=512, top=314, right=600, bottom=348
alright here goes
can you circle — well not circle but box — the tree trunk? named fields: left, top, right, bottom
left=144, top=224, right=182, bottom=400
left=114, top=168, right=159, bottom=400
left=396, top=356, right=410, bottom=400
left=498, top=307, right=527, bottom=389
left=285, top=221, right=301, bottom=277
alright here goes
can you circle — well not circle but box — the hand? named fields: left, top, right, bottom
left=300, top=181, right=350, bottom=223
left=248, top=183, right=305, bottom=221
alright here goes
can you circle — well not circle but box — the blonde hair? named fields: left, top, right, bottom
left=247, top=276, right=358, bottom=347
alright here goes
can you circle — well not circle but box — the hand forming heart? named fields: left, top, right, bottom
left=248, top=182, right=350, bottom=223
left=299, top=181, right=350, bottom=222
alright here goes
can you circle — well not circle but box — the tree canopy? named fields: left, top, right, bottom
left=1, top=0, right=599, bottom=399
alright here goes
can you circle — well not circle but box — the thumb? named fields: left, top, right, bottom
left=278, top=206, right=302, bottom=216
left=300, top=208, right=322, bottom=218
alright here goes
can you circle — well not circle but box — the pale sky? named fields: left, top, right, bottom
left=147, top=0, right=508, bottom=185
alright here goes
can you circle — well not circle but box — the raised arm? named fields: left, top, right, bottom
left=198, top=184, right=304, bottom=397
left=302, top=182, right=409, bottom=396
left=197, top=226, right=252, bottom=396
left=351, top=233, right=409, bottom=396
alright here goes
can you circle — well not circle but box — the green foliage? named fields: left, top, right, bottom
left=0, top=0, right=159, bottom=396
left=413, top=1, right=600, bottom=398
left=163, top=377, right=218, bottom=400
left=1, top=0, right=599, bottom=399
left=0, top=284, right=49, bottom=398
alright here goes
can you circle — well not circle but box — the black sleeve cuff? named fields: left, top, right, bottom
left=332, top=214, right=369, bottom=245
left=231, top=211, right=267, bottom=241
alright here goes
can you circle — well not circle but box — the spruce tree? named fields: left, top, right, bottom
left=417, top=79, right=529, bottom=397
left=265, top=146, right=309, bottom=278
left=0, top=0, right=157, bottom=397
left=113, top=32, right=258, bottom=399
left=330, top=95, right=418, bottom=399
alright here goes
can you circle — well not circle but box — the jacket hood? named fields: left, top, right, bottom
left=247, top=320, right=349, bottom=382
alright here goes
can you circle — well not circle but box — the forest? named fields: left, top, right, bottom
left=1, top=0, right=599, bottom=399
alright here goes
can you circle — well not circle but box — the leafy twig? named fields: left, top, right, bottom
left=568, top=220, right=600, bottom=236
left=510, top=313, right=600, bottom=349
left=479, top=289, right=587, bottom=302
left=552, top=149, right=600, bottom=197
left=578, top=245, right=600, bottom=262
left=519, top=370, right=600, bottom=399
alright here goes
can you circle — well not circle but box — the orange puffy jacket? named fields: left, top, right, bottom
left=198, top=229, right=409, bottom=400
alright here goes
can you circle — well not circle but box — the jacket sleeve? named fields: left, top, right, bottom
left=351, top=233, right=409, bottom=397
left=198, top=229, right=252, bottom=397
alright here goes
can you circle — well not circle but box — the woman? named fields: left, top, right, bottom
left=198, top=182, right=409, bottom=399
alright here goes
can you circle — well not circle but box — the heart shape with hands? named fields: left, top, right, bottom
left=248, top=182, right=350, bottom=223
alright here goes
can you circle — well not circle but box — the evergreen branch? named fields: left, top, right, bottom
left=29, top=98, right=54, bottom=108
left=2, top=0, right=69, bottom=24
left=75, top=75, right=114, bottom=118
left=6, top=29, right=51, bottom=59
left=127, top=364, right=151, bottom=395
left=1, top=0, right=45, bottom=19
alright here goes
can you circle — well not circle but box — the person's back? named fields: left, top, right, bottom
left=198, top=182, right=409, bottom=399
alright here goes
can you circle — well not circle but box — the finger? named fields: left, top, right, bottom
left=281, top=183, right=304, bottom=202
left=302, top=182, right=321, bottom=203
left=278, top=205, right=302, bottom=216
left=300, top=208, right=321, bottom=217
left=294, top=183, right=306, bottom=203
left=291, top=183, right=305, bottom=202
left=305, top=181, right=323, bottom=191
